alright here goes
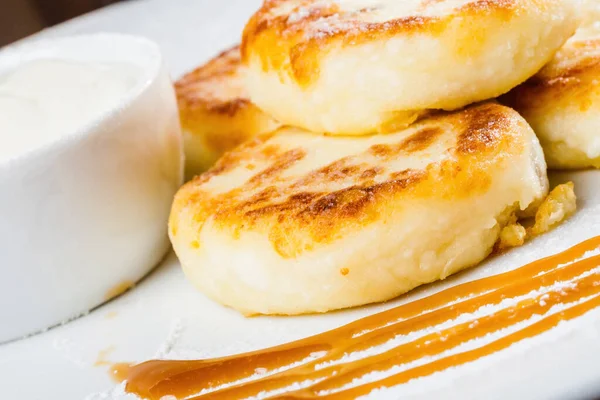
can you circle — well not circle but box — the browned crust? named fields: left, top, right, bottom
left=242, top=0, right=532, bottom=86
left=504, top=38, right=600, bottom=113
left=368, top=127, right=445, bottom=159
left=170, top=103, right=524, bottom=258
left=176, top=45, right=251, bottom=116
left=176, top=45, right=280, bottom=170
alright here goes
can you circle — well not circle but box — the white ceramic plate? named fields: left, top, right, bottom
left=2, top=1, right=600, bottom=399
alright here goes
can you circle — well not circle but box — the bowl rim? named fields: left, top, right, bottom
left=0, top=32, right=165, bottom=169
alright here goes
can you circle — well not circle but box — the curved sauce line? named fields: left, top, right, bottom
left=118, top=236, right=600, bottom=399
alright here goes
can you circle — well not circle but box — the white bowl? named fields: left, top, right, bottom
left=0, top=34, right=183, bottom=342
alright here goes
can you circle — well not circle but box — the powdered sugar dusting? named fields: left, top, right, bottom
left=287, top=7, right=310, bottom=24
left=322, top=294, right=598, bottom=395
left=193, top=350, right=328, bottom=397
left=153, top=318, right=184, bottom=359
left=251, top=379, right=327, bottom=399
left=272, top=0, right=480, bottom=41
left=317, top=259, right=600, bottom=372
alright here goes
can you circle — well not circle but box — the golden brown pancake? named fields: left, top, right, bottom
left=242, top=0, right=581, bottom=135
left=176, top=46, right=279, bottom=177
left=503, top=5, right=600, bottom=169
left=169, top=103, right=549, bottom=315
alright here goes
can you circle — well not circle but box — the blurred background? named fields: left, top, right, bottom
left=1, top=0, right=126, bottom=46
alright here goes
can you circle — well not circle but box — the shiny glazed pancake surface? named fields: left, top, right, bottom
left=242, top=0, right=581, bottom=135
left=169, top=103, right=549, bottom=315
left=504, top=5, right=600, bottom=169
left=175, top=46, right=279, bottom=177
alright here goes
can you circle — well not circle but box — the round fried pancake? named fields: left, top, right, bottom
left=176, top=46, right=279, bottom=177
left=242, top=0, right=580, bottom=135
left=169, top=103, right=548, bottom=315
left=503, top=5, right=600, bottom=169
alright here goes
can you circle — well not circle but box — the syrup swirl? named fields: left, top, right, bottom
left=118, top=236, right=600, bottom=399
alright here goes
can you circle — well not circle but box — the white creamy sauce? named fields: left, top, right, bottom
left=0, top=59, right=140, bottom=161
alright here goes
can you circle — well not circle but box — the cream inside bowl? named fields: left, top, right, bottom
left=0, top=34, right=183, bottom=342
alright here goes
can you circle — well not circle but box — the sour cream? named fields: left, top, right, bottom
left=0, top=33, right=183, bottom=344
left=0, top=59, right=140, bottom=161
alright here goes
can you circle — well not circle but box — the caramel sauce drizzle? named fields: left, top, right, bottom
left=120, top=236, right=600, bottom=399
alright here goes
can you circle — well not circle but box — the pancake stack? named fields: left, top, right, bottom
left=171, top=0, right=584, bottom=315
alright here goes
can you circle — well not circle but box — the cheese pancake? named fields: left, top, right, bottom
left=176, top=46, right=279, bottom=177
left=242, top=0, right=580, bottom=135
left=169, top=103, right=549, bottom=315
left=503, top=4, right=600, bottom=169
